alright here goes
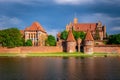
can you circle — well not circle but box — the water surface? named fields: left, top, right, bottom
left=0, top=57, right=120, bottom=80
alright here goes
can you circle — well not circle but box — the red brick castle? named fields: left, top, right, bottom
left=66, top=18, right=106, bottom=40
left=57, top=18, right=107, bottom=54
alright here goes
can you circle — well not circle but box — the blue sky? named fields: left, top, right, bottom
left=0, top=0, right=120, bottom=36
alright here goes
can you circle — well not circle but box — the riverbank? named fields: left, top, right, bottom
left=0, top=53, right=119, bottom=57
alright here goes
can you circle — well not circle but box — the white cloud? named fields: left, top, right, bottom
left=54, top=0, right=94, bottom=5
left=47, top=29, right=60, bottom=37
left=0, top=0, right=119, bottom=5
left=111, top=26, right=120, bottom=31
left=0, top=16, right=22, bottom=29
left=0, top=0, right=45, bottom=5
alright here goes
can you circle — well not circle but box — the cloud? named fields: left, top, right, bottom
left=0, top=16, right=22, bottom=29
left=111, top=26, right=120, bottom=31
left=0, top=0, right=52, bottom=5
left=47, top=29, right=60, bottom=37
left=0, top=0, right=120, bottom=6
left=54, top=0, right=94, bottom=5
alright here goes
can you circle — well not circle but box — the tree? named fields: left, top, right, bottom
left=0, top=28, right=23, bottom=48
left=46, top=35, right=56, bottom=46
left=60, top=30, right=68, bottom=40
left=94, top=28, right=100, bottom=40
left=73, top=30, right=85, bottom=40
left=107, top=34, right=120, bottom=44
left=25, top=39, right=32, bottom=46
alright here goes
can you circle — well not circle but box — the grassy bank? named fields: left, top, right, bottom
left=0, top=52, right=119, bottom=57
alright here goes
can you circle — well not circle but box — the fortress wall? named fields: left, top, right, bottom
left=0, top=47, right=20, bottom=53
left=0, top=46, right=63, bottom=53
left=20, top=46, right=63, bottom=53
left=94, top=45, right=120, bottom=53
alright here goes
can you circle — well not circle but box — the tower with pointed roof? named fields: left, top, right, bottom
left=84, top=31, right=94, bottom=54
left=23, top=22, right=47, bottom=46
left=66, top=30, right=76, bottom=53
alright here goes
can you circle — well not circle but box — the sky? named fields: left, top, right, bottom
left=0, top=0, right=120, bottom=36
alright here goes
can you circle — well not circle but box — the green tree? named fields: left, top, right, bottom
left=107, top=34, right=120, bottom=44
left=46, top=35, right=56, bottom=46
left=0, top=28, right=23, bottom=48
left=60, top=30, right=68, bottom=40
left=25, top=39, right=32, bottom=46
left=73, top=30, right=85, bottom=40
left=94, top=28, right=100, bottom=40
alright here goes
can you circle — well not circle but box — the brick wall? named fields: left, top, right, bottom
left=0, top=46, right=63, bottom=53
left=94, top=45, right=120, bottom=53
left=0, top=47, right=20, bottom=53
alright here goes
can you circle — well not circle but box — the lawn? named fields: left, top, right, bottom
left=0, top=52, right=119, bottom=57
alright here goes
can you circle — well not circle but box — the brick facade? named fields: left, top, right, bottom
left=0, top=46, right=63, bottom=53
left=21, top=22, right=47, bottom=46
left=94, top=45, right=120, bottom=53
left=65, top=18, right=106, bottom=40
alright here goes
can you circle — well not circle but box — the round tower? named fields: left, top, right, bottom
left=77, top=38, right=82, bottom=52
left=84, top=31, right=94, bottom=54
left=66, top=30, right=76, bottom=53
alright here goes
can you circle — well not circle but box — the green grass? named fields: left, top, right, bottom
left=0, top=52, right=119, bottom=57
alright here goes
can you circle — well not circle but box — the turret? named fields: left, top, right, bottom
left=103, top=25, right=106, bottom=39
left=66, top=30, right=76, bottom=53
left=73, top=17, right=78, bottom=24
left=84, top=31, right=94, bottom=54
left=66, top=24, right=69, bottom=32
left=77, top=38, right=82, bottom=52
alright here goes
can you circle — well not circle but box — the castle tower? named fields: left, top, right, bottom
left=66, top=24, right=69, bottom=32
left=84, top=31, right=94, bottom=54
left=66, top=30, right=76, bottom=53
left=77, top=38, right=82, bottom=52
left=73, top=17, right=78, bottom=24
left=103, top=25, right=106, bottom=39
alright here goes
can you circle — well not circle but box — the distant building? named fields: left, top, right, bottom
left=66, top=18, right=106, bottom=40
left=21, top=22, right=47, bottom=46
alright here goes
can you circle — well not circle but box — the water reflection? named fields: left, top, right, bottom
left=0, top=57, right=120, bottom=80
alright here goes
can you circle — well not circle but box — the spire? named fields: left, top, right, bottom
left=67, top=30, right=75, bottom=42
left=73, top=12, right=78, bottom=24
left=73, top=17, right=78, bottom=24
left=85, top=31, right=94, bottom=41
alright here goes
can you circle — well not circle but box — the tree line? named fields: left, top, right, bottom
left=0, top=28, right=56, bottom=48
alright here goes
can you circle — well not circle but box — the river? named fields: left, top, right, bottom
left=0, top=57, right=120, bottom=80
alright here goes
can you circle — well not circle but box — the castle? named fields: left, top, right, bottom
left=0, top=18, right=120, bottom=54
left=21, top=22, right=47, bottom=46
left=20, top=18, right=109, bottom=54
left=57, top=18, right=107, bottom=54
left=66, top=18, right=106, bottom=40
